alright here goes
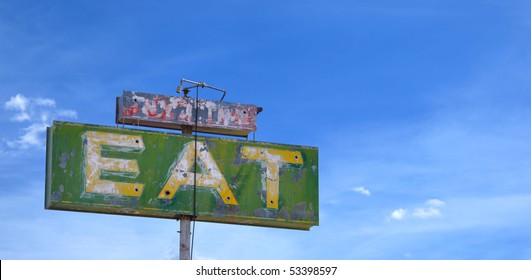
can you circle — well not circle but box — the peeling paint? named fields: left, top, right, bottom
left=59, top=153, right=69, bottom=169
left=241, top=146, right=303, bottom=209
left=291, top=202, right=309, bottom=221
left=232, top=143, right=244, bottom=166
left=157, top=141, right=237, bottom=205
left=83, top=131, right=144, bottom=197
left=52, top=191, right=62, bottom=200
left=278, top=207, right=290, bottom=220
left=117, top=91, right=259, bottom=137
left=253, top=208, right=278, bottom=219
left=294, top=168, right=305, bottom=183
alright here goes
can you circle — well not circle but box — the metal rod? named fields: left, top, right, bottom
left=178, top=78, right=227, bottom=101
left=183, top=83, right=226, bottom=93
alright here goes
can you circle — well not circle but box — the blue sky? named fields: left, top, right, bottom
left=1, top=0, right=531, bottom=259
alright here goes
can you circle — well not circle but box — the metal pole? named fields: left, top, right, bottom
left=179, top=216, right=191, bottom=260
left=179, top=125, right=193, bottom=260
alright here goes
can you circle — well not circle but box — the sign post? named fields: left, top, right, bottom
left=180, top=125, right=193, bottom=260
left=179, top=216, right=191, bottom=260
left=45, top=85, right=319, bottom=259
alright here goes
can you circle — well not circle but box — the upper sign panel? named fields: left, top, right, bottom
left=116, top=91, right=259, bottom=137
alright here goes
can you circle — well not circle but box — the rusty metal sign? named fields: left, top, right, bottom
left=116, top=91, right=259, bottom=137
left=45, top=121, right=318, bottom=230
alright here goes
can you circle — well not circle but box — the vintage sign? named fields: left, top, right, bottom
left=45, top=121, right=318, bottom=230
left=116, top=91, right=260, bottom=137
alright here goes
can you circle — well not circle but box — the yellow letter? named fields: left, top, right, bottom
left=241, top=147, right=303, bottom=209
left=84, top=131, right=144, bottom=196
left=158, top=141, right=237, bottom=205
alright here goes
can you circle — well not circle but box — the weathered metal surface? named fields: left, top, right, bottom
left=45, top=121, right=319, bottom=230
left=116, top=91, right=259, bottom=137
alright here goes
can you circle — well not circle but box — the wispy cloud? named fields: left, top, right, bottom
left=412, top=207, right=441, bottom=219
left=352, top=186, right=371, bottom=196
left=426, top=199, right=445, bottom=208
left=390, top=199, right=445, bottom=221
left=2, top=94, right=77, bottom=151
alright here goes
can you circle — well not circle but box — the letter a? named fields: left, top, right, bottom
left=158, top=141, right=237, bottom=205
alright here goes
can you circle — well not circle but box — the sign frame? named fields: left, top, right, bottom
left=45, top=121, right=319, bottom=230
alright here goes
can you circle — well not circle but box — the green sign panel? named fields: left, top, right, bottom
left=45, top=121, right=318, bottom=230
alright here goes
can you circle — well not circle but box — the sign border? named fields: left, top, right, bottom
left=45, top=121, right=319, bottom=230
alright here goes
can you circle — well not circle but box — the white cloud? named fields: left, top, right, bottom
left=5, top=94, right=28, bottom=111
left=7, top=123, right=47, bottom=149
left=426, top=199, right=445, bottom=207
left=57, top=109, right=78, bottom=118
left=391, top=208, right=407, bottom=220
left=412, top=207, right=441, bottom=219
left=11, top=112, right=30, bottom=122
left=390, top=199, right=445, bottom=221
left=34, top=98, right=55, bottom=107
left=324, top=200, right=340, bottom=205
left=4, top=94, right=60, bottom=122
left=5, top=94, right=30, bottom=122
left=352, top=186, right=371, bottom=196
left=3, top=94, right=77, bottom=151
